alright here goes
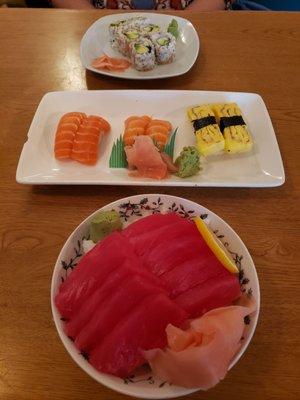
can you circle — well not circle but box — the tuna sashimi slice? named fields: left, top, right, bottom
left=127, top=218, right=196, bottom=258
left=142, top=235, right=208, bottom=276
left=174, top=273, right=241, bottom=318
left=89, top=293, right=187, bottom=378
left=55, top=232, right=138, bottom=319
left=122, top=212, right=181, bottom=239
left=75, top=275, right=164, bottom=352
left=66, top=261, right=166, bottom=340
left=144, top=297, right=256, bottom=389
left=65, top=266, right=128, bottom=340
left=160, top=238, right=231, bottom=298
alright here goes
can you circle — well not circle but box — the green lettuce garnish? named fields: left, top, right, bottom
left=167, top=19, right=179, bottom=39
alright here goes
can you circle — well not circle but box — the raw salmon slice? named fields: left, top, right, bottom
left=127, top=120, right=150, bottom=129
left=148, top=132, right=169, bottom=147
left=54, top=112, right=110, bottom=164
left=62, top=112, right=86, bottom=120
left=123, top=116, right=150, bottom=146
left=146, top=125, right=170, bottom=137
left=55, top=131, right=75, bottom=141
left=145, top=120, right=172, bottom=149
left=71, top=115, right=110, bottom=165
left=54, top=148, right=72, bottom=159
left=54, top=112, right=85, bottom=160
left=150, top=119, right=172, bottom=131
left=125, top=115, right=151, bottom=127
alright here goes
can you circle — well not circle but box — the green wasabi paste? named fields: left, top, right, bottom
left=89, top=210, right=123, bottom=243
left=175, top=146, right=201, bottom=178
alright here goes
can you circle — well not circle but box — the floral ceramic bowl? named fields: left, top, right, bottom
left=51, top=194, right=260, bottom=399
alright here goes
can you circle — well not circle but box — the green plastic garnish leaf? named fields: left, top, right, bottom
left=164, top=127, right=178, bottom=160
left=167, top=19, right=179, bottom=39
left=109, top=135, right=128, bottom=168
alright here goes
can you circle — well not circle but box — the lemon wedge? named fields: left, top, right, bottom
left=194, top=216, right=239, bottom=274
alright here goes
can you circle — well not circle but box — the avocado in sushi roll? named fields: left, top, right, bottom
left=129, top=38, right=156, bottom=71
left=115, top=29, right=141, bottom=56
left=109, top=20, right=127, bottom=42
left=151, top=32, right=176, bottom=64
left=141, top=24, right=161, bottom=38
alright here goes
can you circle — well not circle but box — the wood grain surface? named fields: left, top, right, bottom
left=0, top=8, right=299, bottom=400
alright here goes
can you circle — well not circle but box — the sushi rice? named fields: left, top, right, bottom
left=152, top=32, right=176, bottom=65
left=115, top=28, right=141, bottom=56
left=140, top=24, right=161, bottom=38
left=129, top=38, right=156, bottom=71
left=108, top=16, right=177, bottom=71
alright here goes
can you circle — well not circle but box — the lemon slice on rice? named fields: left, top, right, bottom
left=194, top=216, right=239, bottom=274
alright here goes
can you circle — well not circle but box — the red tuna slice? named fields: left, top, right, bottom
left=74, top=275, right=165, bottom=352
left=174, top=273, right=241, bottom=318
left=122, top=212, right=181, bottom=240
left=89, top=293, right=188, bottom=378
left=66, top=261, right=166, bottom=340
left=128, top=218, right=197, bottom=258
left=55, top=232, right=138, bottom=319
left=161, top=244, right=230, bottom=298
left=142, top=235, right=208, bottom=277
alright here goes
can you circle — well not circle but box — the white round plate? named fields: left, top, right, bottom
left=80, top=13, right=200, bottom=80
left=51, top=194, right=260, bottom=399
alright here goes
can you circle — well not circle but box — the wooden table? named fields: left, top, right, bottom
left=0, top=8, right=299, bottom=400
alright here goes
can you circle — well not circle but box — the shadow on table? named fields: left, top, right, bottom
left=31, top=185, right=286, bottom=201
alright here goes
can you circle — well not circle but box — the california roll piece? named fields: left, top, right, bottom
left=115, top=28, right=140, bottom=56
left=212, top=103, right=253, bottom=154
left=126, top=16, right=151, bottom=30
left=152, top=32, right=176, bottom=65
left=141, top=24, right=161, bottom=38
left=109, top=20, right=127, bottom=42
left=187, top=105, right=225, bottom=156
left=129, top=38, right=156, bottom=71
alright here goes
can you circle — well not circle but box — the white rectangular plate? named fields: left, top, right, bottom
left=16, top=90, right=285, bottom=187
left=80, top=12, right=199, bottom=80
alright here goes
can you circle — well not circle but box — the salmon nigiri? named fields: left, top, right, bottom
left=54, top=112, right=86, bottom=160
left=123, top=116, right=151, bottom=146
left=71, top=116, right=110, bottom=165
left=145, top=119, right=172, bottom=150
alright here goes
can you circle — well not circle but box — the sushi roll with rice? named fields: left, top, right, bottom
left=115, top=28, right=140, bottom=56
left=129, top=38, right=156, bottom=71
left=109, top=16, right=149, bottom=41
left=141, top=24, right=161, bottom=38
left=126, top=16, right=151, bottom=30
left=109, top=20, right=127, bottom=42
left=152, top=32, right=176, bottom=65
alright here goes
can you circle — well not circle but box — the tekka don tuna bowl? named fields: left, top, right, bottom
left=51, top=194, right=260, bottom=399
